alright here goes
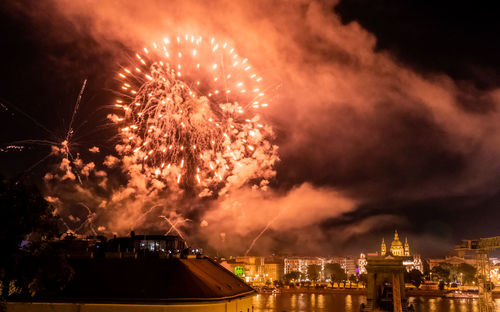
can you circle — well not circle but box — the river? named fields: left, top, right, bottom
left=253, top=293, right=500, bottom=312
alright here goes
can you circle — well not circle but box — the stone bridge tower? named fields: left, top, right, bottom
left=361, top=256, right=408, bottom=312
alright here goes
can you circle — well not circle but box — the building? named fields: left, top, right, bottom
left=379, top=230, right=423, bottom=272
left=284, top=257, right=301, bottom=275
left=7, top=256, right=255, bottom=312
left=107, top=231, right=187, bottom=254
left=404, top=237, right=410, bottom=257
left=284, top=257, right=325, bottom=280
left=358, top=253, right=368, bottom=274
left=54, top=233, right=106, bottom=258
left=220, top=256, right=283, bottom=285
left=283, top=256, right=361, bottom=280
left=237, top=256, right=265, bottom=283
left=219, top=258, right=246, bottom=277
left=56, top=232, right=193, bottom=259
left=402, top=255, right=423, bottom=272
left=264, top=262, right=283, bottom=283
left=380, top=230, right=407, bottom=257
left=491, top=262, right=500, bottom=286
left=219, top=256, right=267, bottom=284
left=326, top=256, right=357, bottom=276
left=428, top=256, right=477, bottom=270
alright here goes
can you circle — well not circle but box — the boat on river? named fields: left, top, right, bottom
left=445, top=290, right=479, bottom=299
left=258, top=287, right=281, bottom=294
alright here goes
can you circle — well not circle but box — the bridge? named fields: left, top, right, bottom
left=455, top=236, right=500, bottom=312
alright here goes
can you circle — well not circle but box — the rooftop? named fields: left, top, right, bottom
left=24, top=257, right=255, bottom=304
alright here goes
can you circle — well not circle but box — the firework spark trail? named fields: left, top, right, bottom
left=59, top=79, right=88, bottom=185
left=60, top=219, right=72, bottom=233
left=73, top=202, right=98, bottom=235
left=66, top=79, right=87, bottom=144
left=4, top=80, right=89, bottom=180
left=131, top=204, right=159, bottom=229
left=160, top=215, right=188, bottom=247
left=1, top=101, right=62, bottom=172
left=112, top=34, right=278, bottom=197
left=11, top=139, right=63, bottom=147
left=0, top=98, right=56, bottom=138
left=25, top=152, right=53, bottom=173
left=74, top=216, right=97, bottom=235
left=244, top=208, right=286, bottom=256
left=164, top=220, right=178, bottom=235
left=164, top=217, right=190, bottom=236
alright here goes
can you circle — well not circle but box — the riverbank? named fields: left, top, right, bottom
left=406, top=289, right=447, bottom=297
left=257, top=287, right=500, bottom=299
left=277, top=287, right=367, bottom=295
left=253, top=293, right=498, bottom=312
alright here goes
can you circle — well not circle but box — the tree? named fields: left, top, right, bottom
left=358, top=273, right=368, bottom=287
left=422, top=260, right=431, bottom=279
left=438, top=280, right=445, bottom=291
left=431, top=264, right=450, bottom=283
left=405, top=269, right=424, bottom=288
left=284, top=271, right=301, bottom=283
left=457, top=263, right=477, bottom=285
left=307, top=264, right=321, bottom=282
left=0, top=177, right=69, bottom=300
left=0, top=177, right=60, bottom=257
left=347, top=274, right=357, bottom=288
left=324, top=263, right=347, bottom=284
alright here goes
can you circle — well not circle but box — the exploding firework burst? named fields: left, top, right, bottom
left=112, top=35, right=278, bottom=196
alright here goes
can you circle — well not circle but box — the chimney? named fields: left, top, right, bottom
left=130, top=230, right=135, bottom=238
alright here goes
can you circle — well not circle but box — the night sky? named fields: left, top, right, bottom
left=1, top=1, right=500, bottom=257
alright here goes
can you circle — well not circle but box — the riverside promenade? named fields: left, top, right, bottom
left=257, top=286, right=500, bottom=298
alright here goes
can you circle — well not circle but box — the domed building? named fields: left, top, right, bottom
left=390, top=230, right=405, bottom=256
left=380, top=230, right=409, bottom=257
left=379, top=230, right=422, bottom=272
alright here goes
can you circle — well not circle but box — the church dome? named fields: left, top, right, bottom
left=390, top=239, right=403, bottom=249
left=390, top=230, right=404, bottom=256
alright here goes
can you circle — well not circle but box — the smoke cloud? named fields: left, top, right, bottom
left=7, top=0, right=500, bottom=255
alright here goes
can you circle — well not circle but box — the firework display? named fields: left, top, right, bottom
left=112, top=35, right=277, bottom=196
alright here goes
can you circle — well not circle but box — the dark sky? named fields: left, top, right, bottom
left=1, top=1, right=500, bottom=257
left=329, top=0, right=500, bottom=255
left=335, top=0, right=500, bottom=89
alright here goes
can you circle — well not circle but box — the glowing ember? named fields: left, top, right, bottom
left=111, top=34, right=277, bottom=196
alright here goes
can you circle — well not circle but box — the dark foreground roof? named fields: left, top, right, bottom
left=32, top=257, right=254, bottom=303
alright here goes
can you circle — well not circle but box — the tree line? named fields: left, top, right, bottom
left=0, top=177, right=72, bottom=306
left=281, top=261, right=478, bottom=290
left=283, top=263, right=367, bottom=287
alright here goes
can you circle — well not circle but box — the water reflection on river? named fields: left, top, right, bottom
left=253, top=293, right=500, bottom=312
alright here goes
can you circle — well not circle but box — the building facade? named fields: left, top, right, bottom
left=428, top=256, right=477, bottom=270
left=264, top=262, right=284, bottom=283
left=381, top=230, right=408, bottom=257
left=283, top=257, right=325, bottom=280
left=358, top=253, right=368, bottom=275
left=220, top=256, right=285, bottom=285
left=326, top=256, right=358, bottom=276
left=379, top=230, right=423, bottom=273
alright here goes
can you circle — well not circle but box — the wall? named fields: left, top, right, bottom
left=7, top=296, right=254, bottom=312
